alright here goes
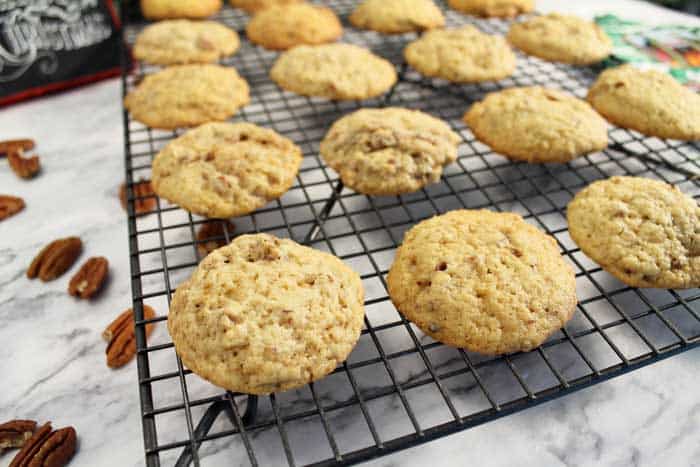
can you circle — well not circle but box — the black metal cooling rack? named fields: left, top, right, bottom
left=120, top=2, right=700, bottom=466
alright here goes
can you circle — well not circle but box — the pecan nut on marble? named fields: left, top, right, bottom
left=196, top=220, right=236, bottom=257
left=9, top=422, right=76, bottom=467
left=7, top=149, right=41, bottom=179
left=0, top=139, right=34, bottom=157
left=119, top=179, right=156, bottom=215
left=103, top=305, right=157, bottom=368
left=0, top=420, right=36, bottom=452
left=68, top=257, right=109, bottom=299
left=27, top=237, right=83, bottom=282
left=0, top=195, right=25, bottom=221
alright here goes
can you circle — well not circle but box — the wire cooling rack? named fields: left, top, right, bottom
left=120, top=1, right=700, bottom=466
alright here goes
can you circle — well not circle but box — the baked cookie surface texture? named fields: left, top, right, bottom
left=349, top=0, right=445, bottom=34
left=246, top=4, right=342, bottom=50
left=447, top=0, right=534, bottom=18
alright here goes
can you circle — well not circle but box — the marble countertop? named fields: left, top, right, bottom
left=1, top=1, right=699, bottom=466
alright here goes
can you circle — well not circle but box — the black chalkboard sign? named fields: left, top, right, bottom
left=0, top=0, right=122, bottom=106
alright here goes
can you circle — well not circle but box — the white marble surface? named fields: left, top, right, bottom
left=1, top=1, right=699, bottom=467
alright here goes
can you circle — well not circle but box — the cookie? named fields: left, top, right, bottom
left=447, top=0, right=533, bottom=17
left=246, top=4, right=342, bottom=51
left=567, top=176, right=700, bottom=289
left=464, top=86, right=609, bottom=163
left=124, top=64, right=249, bottom=129
left=349, top=0, right=445, bottom=34
left=133, top=20, right=240, bottom=66
left=140, top=0, right=222, bottom=19
left=404, top=26, right=516, bottom=83
left=151, top=122, right=302, bottom=218
left=320, top=108, right=461, bottom=195
left=507, top=14, right=612, bottom=65
left=230, top=0, right=302, bottom=13
left=587, top=65, right=700, bottom=140
left=270, top=44, right=397, bottom=100
left=168, top=233, right=365, bottom=394
left=387, top=210, right=577, bottom=355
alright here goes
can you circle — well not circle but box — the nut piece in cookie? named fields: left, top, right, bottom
left=270, top=43, right=397, bottom=100
left=134, top=20, right=240, bottom=66
left=567, top=176, right=700, bottom=289
left=152, top=122, right=302, bottom=218
left=387, top=210, right=577, bottom=355
left=349, top=0, right=445, bottom=34
left=405, top=25, right=516, bottom=83
left=167, top=233, right=365, bottom=394
left=320, top=107, right=461, bottom=195
left=448, top=0, right=534, bottom=17
left=140, top=0, right=222, bottom=20
left=464, top=86, right=609, bottom=163
left=587, top=64, right=700, bottom=140
left=246, top=4, right=342, bottom=50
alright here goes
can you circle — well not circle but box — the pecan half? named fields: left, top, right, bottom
left=68, top=257, right=109, bottom=299
left=27, top=237, right=82, bottom=282
left=119, top=180, right=156, bottom=215
left=0, top=139, right=34, bottom=157
left=7, top=149, right=41, bottom=179
left=104, top=305, right=156, bottom=368
left=196, top=220, right=235, bottom=257
left=0, top=195, right=25, bottom=221
left=0, top=420, right=36, bottom=451
left=9, top=423, right=76, bottom=467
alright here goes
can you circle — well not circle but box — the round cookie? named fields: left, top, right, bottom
left=567, top=176, right=700, bottom=289
left=133, top=20, right=240, bottom=66
left=507, top=14, right=612, bottom=65
left=270, top=44, right=397, bottom=100
left=168, top=233, right=365, bottom=394
left=152, top=122, right=302, bottom=218
left=349, top=0, right=445, bottom=34
left=124, top=64, right=249, bottom=129
left=404, top=26, right=516, bottom=83
left=448, top=0, right=534, bottom=18
left=141, top=0, right=222, bottom=19
left=463, top=86, right=609, bottom=163
left=246, top=4, right=342, bottom=51
left=387, top=210, right=577, bottom=355
left=320, top=108, right=461, bottom=195
left=230, top=0, right=302, bottom=13
left=587, top=65, right=700, bottom=140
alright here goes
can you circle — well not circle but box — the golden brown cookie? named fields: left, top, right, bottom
left=448, top=0, right=534, bottom=17
left=151, top=122, right=302, bottom=218
left=124, top=65, right=249, bottom=129
left=270, top=44, right=397, bottom=100
left=230, top=0, right=302, bottom=13
left=567, top=176, right=700, bottom=289
left=246, top=3, right=342, bottom=50
left=140, top=0, right=222, bottom=19
left=464, top=86, right=609, bottom=163
left=133, top=20, right=240, bottom=66
left=320, top=107, right=461, bottom=195
left=404, top=25, right=516, bottom=83
left=507, top=14, right=612, bottom=65
left=587, top=65, right=700, bottom=140
left=168, top=233, right=365, bottom=394
left=349, top=0, right=445, bottom=34
left=387, top=210, right=577, bottom=354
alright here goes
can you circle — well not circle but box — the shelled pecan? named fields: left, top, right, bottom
left=0, top=420, right=36, bottom=452
left=0, top=195, right=25, bottom=221
left=27, top=237, right=82, bottom=282
left=104, top=305, right=157, bottom=368
left=196, top=220, right=236, bottom=257
left=119, top=180, right=156, bottom=215
left=0, top=139, right=34, bottom=157
left=68, top=257, right=109, bottom=299
left=7, top=149, right=41, bottom=179
left=9, top=423, right=76, bottom=467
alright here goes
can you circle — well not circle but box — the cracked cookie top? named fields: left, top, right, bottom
left=168, top=233, right=365, bottom=394
left=567, top=176, right=700, bottom=289
left=405, top=25, right=516, bottom=83
left=349, top=0, right=445, bottom=34
left=387, top=210, right=577, bottom=355
left=320, top=107, right=461, bottom=195
left=151, top=122, right=302, bottom=218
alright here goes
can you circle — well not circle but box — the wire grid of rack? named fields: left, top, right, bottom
left=120, top=2, right=700, bottom=466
